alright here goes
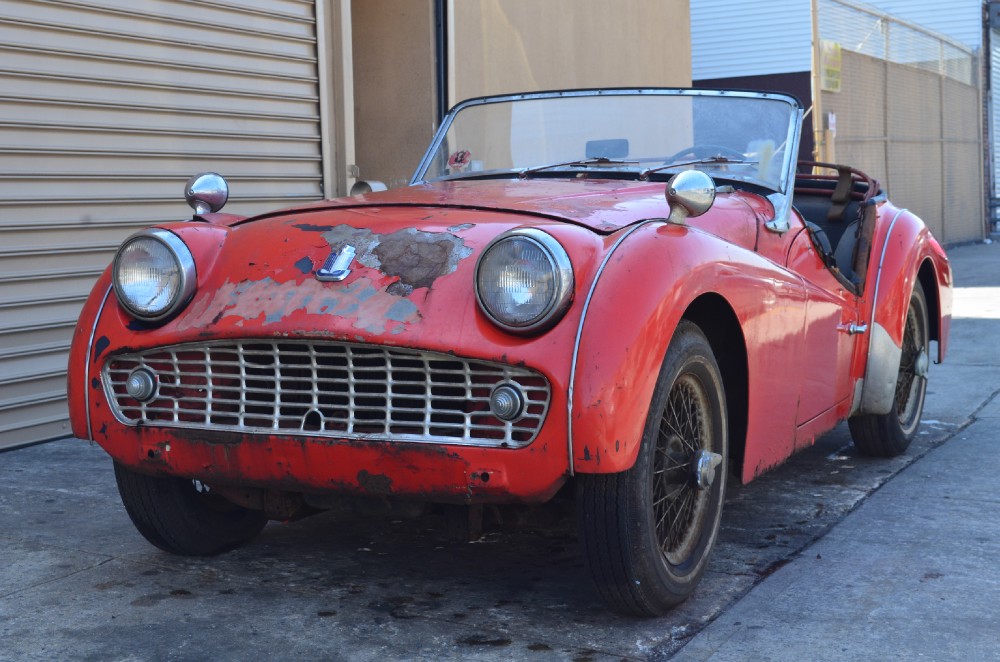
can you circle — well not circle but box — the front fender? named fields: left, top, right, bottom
left=569, top=221, right=807, bottom=475
left=856, top=206, right=953, bottom=415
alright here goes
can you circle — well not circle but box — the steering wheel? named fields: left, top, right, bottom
left=665, top=144, right=746, bottom=163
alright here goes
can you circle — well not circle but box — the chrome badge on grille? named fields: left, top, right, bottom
left=316, top=244, right=356, bottom=282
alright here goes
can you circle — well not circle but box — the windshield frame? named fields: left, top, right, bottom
left=411, top=88, right=802, bottom=188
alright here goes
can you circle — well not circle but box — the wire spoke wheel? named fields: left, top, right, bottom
left=653, top=374, right=713, bottom=566
left=577, top=321, right=728, bottom=616
left=894, top=298, right=929, bottom=436
left=849, top=285, right=929, bottom=457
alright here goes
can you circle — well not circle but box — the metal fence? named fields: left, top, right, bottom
left=816, top=0, right=983, bottom=244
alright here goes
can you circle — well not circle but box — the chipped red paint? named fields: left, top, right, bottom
left=69, top=176, right=952, bottom=503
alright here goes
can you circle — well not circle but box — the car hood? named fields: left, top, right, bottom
left=242, top=179, right=682, bottom=234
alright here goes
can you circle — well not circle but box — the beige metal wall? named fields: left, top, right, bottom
left=0, top=0, right=327, bottom=449
left=822, top=54, right=983, bottom=244
left=349, top=0, right=693, bottom=187
left=449, top=0, right=692, bottom=103
left=818, top=0, right=984, bottom=244
left=351, top=0, right=437, bottom=188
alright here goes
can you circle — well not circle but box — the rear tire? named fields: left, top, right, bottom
left=577, top=321, right=728, bottom=616
left=114, top=462, right=267, bottom=555
left=849, top=285, right=929, bottom=457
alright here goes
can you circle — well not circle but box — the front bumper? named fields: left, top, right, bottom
left=89, top=337, right=566, bottom=504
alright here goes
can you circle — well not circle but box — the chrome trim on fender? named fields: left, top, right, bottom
left=871, top=208, right=907, bottom=315
left=83, top=284, right=114, bottom=442
left=857, top=208, right=908, bottom=415
left=567, top=219, right=665, bottom=475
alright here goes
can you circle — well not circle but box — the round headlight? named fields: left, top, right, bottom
left=475, top=228, right=574, bottom=334
left=113, top=229, right=196, bottom=322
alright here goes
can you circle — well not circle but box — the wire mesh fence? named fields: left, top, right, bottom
left=816, top=0, right=983, bottom=243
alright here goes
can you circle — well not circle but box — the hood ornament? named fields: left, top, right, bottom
left=316, top=244, right=356, bottom=282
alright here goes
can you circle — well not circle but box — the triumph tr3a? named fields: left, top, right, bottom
left=67, top=88, right=952, bottom=616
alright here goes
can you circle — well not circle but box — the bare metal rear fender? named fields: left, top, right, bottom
left=854, top=207, right=952, bottom=416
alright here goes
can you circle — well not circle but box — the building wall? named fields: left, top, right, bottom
left=352, top=0, right=437, bottom=188
left=822, top=50, right=984, bottom=244
left=450, top=0, right=692, bottom=103
left=691, top=0, right=811, bottom=80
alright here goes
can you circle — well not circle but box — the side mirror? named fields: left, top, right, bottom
left=665, top=170, right=715, bottom=224
left=184, top=172, right=229, bottom=214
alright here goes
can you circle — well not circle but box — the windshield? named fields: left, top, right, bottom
left=412, top=90, right=801, bottom=193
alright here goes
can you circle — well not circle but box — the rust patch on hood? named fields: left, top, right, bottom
left=319, top=225, right=473, bottom=296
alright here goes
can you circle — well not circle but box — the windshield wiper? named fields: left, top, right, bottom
left=519, top=157, right=639, bottom=179
left=638, top=156, right=756, bottom=181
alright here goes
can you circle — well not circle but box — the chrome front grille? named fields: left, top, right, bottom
left=103, top=340, right=550, bottom=448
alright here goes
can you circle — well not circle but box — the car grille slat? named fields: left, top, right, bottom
left=104, top=340, right=551, bottom=448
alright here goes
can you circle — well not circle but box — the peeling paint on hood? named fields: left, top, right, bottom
left=315, top=225, right=473, bottom=296
left=176, top=275, right=421, bottom=335
left=172, top=221, right=482, bottom=337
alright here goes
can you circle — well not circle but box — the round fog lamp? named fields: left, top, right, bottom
left=490, top=384, right=525, bottom=421
left=125, top=368, right=157, bottom=402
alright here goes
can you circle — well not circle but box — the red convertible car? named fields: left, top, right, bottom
left=67, top=89, right=951, bottom=616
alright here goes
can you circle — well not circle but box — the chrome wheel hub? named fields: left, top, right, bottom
left=914, top=349, right=929, bottom=378
left=692, top=450, right=723, bottom=490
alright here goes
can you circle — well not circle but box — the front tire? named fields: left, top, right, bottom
left=849, top=285, right=930, bottom=457
left=577, top=321, right=728, bottom=616
left=114, top=462, right=267, bottom=556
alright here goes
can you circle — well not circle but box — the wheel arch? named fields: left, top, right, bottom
left=682, top=294, right=749, bottom=479
left=917, top=257, right=940, bottom=346
left=857, top=209, right=952, bottom=415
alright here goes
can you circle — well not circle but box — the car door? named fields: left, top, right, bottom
left=782, top=216, right=862, bottom=426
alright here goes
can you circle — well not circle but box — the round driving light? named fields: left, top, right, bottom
left=113, top=229, right=196, bottom=322
left=184, top=172, right=229, bottom=214
left=125, top=368, right=157, bottom=402
left=490, top=384, right=525, bottom=421
left=475, top=228, right=574, bottom=334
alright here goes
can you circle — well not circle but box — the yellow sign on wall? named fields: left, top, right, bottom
left=821, top=39, right=842, bottom=93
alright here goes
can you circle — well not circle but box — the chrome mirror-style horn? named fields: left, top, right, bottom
left=665, top=170, right=716, bottom=224
left=350, top=180, right=388, bottom=196
left=184, top=172, right=229, bottom=215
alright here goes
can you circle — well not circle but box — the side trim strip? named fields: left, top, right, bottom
left=567, top=219, right=664, bottom=475
left=871, top=208, right=907, bottom=319
left=83, top=285, right=113, bottom=442
left=858, top=207, right=907, bottom=414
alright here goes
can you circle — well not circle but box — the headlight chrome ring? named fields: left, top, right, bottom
left=112, top=228, right=197, bottom=322
left=475, top=228, right=574, bottom=334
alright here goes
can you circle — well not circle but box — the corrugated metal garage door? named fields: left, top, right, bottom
left=0, top=0, right=325, bottom=449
